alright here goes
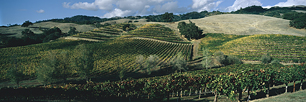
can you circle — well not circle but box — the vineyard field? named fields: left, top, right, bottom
left=0, top=38, right=192, bottom=81
left=71, top=24, right=125, bottom=41
left=200, top=33, right=306, bottom=63
left=126, top=24, right=190, bottom=43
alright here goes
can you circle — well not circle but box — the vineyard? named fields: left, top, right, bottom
left=0, top=38, right=192, bottom=81
left=200, top=33, right=306, bottom=63
left=126, top=24, right=190, bottom=43
left=71, top=24, right=124, bottom=41
left=1, top=63, right=305, bottom=101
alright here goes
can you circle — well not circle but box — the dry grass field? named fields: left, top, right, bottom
left=135, top=14, right=306, bottom=37
left=0, top=22, right=96, bottom=38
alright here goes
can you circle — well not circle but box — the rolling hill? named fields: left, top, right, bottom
left=0, top=22, right=97, bottom=38
left=151, top=14, right=306, bottom=36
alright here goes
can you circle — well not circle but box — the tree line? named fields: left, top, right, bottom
left=0, top=21, right=78, bottom=48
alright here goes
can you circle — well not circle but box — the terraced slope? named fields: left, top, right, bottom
left=126, top=24, right=189, bottom=43
left=71, top=24, right=124, bottom=41
left=199, top=33, right=306, bottom=63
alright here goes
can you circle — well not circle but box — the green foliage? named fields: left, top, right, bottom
left=136, top=54, right=160, bottom=75
left=170, top=52, right=188, bottom=73
left=122, top=24, right=136, bottom=31
left=226, top=55, right=243, bottom=65
left=177, top=21, right=203, bottom=40
left=271, top=59, right=280, bottom=65
left=68, top=27, right=78, bottom=35
left=162, top=12, right=174, bottom=22
left=144, top=55, right=160, bottom=75
left=21, top=20, right=33, bottom=27
left=200, top=34, right=306, bottom=63
left=22, top=29, right=35, bottom=37
left=73, top=44, right=94, bottom=81
left=36, top=51, right=56, bottom=86
left=233, top=5, right=266, bottom=14
left=201, top=47, right=212, bottom=69
left=4, top=64, right=306, bottom=101
left=290, top=17, right=306, bottom=29
left=7, top=56, right=24, bottom=86
left=261, top=53, right=272, bottom=64
left=37, top=50, right=73, bottom=85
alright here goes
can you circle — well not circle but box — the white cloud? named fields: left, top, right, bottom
left=36, top=9, right=45, bottom=13
left=226, top=0, right=262, bottom=11
left=102, top=8, right=132, bottom=18
left=192, top=0, right=222, bottom=12
left=63, top=2, right=98, bottom=11
left=94, top=0, right=114, bottom=11
left=275, top=0, right=306, bottom=7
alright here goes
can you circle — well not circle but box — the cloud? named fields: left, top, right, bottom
left=226, top=0, right=262, bottom=11
left=102, top=8, right=132, bottom=18
left=153, top=1, right=188, bottom=13
left=36, top=9, right=45, bottom=13
left=63, top=0, right=189, bottom=18
left=63, top=2, right=98, bottom=11
left=275, top=0, right=306, bottom=7
left=191, top=0, right=222, bottom=12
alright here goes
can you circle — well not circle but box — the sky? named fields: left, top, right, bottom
left=0, top=0, right=306, bottom=26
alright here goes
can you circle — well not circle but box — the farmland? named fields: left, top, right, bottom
left=199, top=33, right=306, bottom=63
left=0, top=37, right=192, bottom=81
left=1, top=12, right=306, bottom=101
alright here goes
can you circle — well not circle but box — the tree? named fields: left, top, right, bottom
left=144, top=55, right=160, bottom=75
left=170, top=52, right=188, bottom=73
left=135, top=54, right=160, bottom=75
left=55, top=51, right=73, bottom=84
left=21, top=20, right=33, bottom=27
left=68, top=27, right=78, bottom=35
left=7, top=56, right=24, bottom=86
left=36, top=51, right=56, bottom=86
left=36, top=51, right=73, bottom=85
left=162, top=12, right=174, bottom=22
left=177, top=20, right=203, bottom=40
left=201, top=47, right=212, bottom=69
left=21, top=29, right=34, bottom=37
left=74, top=44, right=94, bottom=82
left=261, top=53, right=272, bottom=64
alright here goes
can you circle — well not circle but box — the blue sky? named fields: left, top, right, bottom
left=1, top=0, right=305, bottom=26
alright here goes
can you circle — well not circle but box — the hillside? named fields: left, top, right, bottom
left=199, top=33, right=306, bottom=63
left=132, top=14, right=306, bottom=37
left=0, top=22, right=96, bottom=38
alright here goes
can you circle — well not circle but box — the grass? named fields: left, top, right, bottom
left=199, top=33, right=306, bottom=63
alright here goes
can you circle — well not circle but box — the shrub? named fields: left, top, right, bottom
left=73, top=44, right=94, bottom=82
left=271, top=59, right=280, bottom=65
left=7, top=56, right=24, bottom=86
left=170, top=52, right=188, bottom=73
left=201, top=47, right=212, bottom=69
left=227, top=55, right=243, bottom=65
left=21, top=20, right=33, bottom=27
left=214, top=51, right=226, bottom=65
left=261, top=53, right=272, bottom=64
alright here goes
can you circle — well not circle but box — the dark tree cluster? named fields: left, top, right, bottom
left=0, top=26, right=69, bottom=48
left=177, top=21, right=203, bottom=40
left=21, top=20, right=33, bottom=27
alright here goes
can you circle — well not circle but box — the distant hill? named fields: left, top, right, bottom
left=0, top=22, right=96, bottom=38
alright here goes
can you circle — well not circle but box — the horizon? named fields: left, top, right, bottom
left=1, top=0, right=306, bottom=26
